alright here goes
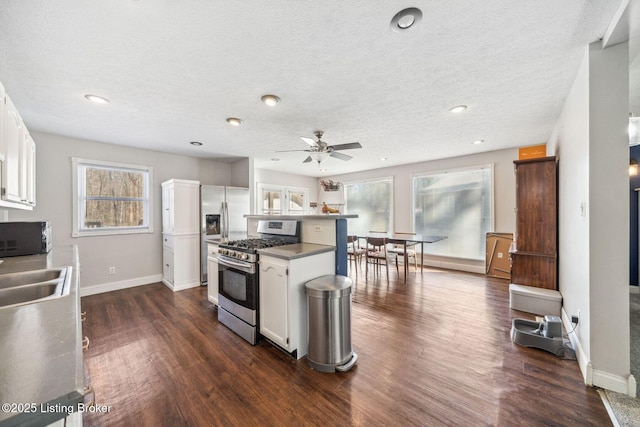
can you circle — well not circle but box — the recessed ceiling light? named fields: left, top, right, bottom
left=472, top=140, right=484, bottom=145
left=84, top=94, right=109, bottom=104
left=449, top=105, right=467, bottom=113
left=261, top=95, right=280, bottom=107
left=190, top=141, right=203, bottom=146
left=380, top=157, right=388, bottom=161
left=226, top=117, right=243, bottom=126
left=320, top=168, right=327, bottom=172
left=390, top=7, right=422, bottom=32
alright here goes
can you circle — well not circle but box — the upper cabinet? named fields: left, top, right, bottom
left=161, top=179, right=199, bottom=235
left=0, top=82, right=36, bottom=210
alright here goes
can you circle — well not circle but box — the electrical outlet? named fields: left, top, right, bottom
left=571, top=315, right=579, bottom=324
left=314, top=226, right=322, bottom=232
left=109, top=267, right=116, bottom=275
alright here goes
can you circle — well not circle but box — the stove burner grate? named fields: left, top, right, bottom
left=224, top=238, right=289, bottom=251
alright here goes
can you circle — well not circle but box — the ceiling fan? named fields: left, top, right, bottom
left=277, top=131, right=362, bottom=163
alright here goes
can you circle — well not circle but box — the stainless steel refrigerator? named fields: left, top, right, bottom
left=200, top=185, right=250, bottom=284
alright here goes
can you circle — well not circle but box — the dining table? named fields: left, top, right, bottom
left=363, top=232, right=447, bottom=282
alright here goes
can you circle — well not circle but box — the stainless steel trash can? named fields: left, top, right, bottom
left=305, top=275, right=358, bottom=373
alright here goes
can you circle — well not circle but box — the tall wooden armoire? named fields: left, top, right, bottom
left=510, top=156, right=558, bottom=290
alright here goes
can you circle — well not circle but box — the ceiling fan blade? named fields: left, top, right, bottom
left=330, top=151, right=353, bottom=161
left=301, top=136, right=319, bottom=147
left=275, top=149, right=311, bottom=153
left=303, top=156, right=313, bottom=163
left=329, top=142, right=362, bottom=151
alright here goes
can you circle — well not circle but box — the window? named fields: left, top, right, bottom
left=72, top=158, right=153, bottom=237
left=413, top=165, right=493, bottom=260
left=256, top=183, right=308, bottom=215
left=344, top=177, right=393, bottom=236
left=287, top=189, right=306, bottom=215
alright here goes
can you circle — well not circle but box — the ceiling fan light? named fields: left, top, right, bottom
left=261, top=95, right=280, bottom=107
left=310, top=151, right=330, bottom=163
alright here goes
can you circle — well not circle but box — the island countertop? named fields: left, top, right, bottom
left=245, top=214, right=358, bottom=220
left=258, top=243, right=336, bottom=260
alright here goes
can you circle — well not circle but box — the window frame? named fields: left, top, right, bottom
left=72, top=157, right=154, bottom=237
left=412, top=164, right=494, bottom=260
left=256, top=183, right=309, bottom=215
left=344, top=176, right=394, bottom=235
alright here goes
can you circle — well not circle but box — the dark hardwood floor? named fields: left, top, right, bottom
left=81, top=266, right=612, bottom=426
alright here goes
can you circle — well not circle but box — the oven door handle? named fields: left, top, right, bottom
left=218, top=255, right=255, bottom=274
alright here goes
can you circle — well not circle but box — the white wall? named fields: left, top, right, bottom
left=587, top=40, right=630, bottom=388
left=322, top=147, right=519, bottom=272
left=549, top=41, right=632, bottom=394
left=6, top=132, right=243, bottom=294
left=547, top=51, right=592, bottom=361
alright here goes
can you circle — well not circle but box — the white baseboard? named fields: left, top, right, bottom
left=630, top=285, right=639, bottom=294
left=421, top=259, right=485, bottom=275
left=561, top=308, right=636, bottom=397
left=162, top=279, right=201, bottom=292
left=80, top=274, right=163, bottom=297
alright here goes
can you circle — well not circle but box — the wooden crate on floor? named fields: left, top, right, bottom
left=486, top=233, right=513, bottom=280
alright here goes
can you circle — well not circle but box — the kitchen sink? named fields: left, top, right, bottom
left=0, top=283, right=61, bottom=307
left=0, top=267, right=71, bottom=308
left=0, top=268, right=66, bottom=289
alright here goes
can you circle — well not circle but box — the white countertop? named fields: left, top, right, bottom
left=258, top=243, right=336, bottom=260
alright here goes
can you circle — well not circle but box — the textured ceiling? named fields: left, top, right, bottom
left=0, top=1, right=624, bottom=177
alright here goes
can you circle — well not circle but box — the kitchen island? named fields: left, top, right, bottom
left=245, top=214, right=357, bottom=276
left=0, top=246, right=84, bottom=427
left=258, top=243, right=335, bottom=359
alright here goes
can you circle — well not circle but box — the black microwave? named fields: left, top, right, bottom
left=0, top=221, right=52, bottom=257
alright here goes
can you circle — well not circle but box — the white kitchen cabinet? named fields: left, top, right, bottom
left=161, top=179, right=200, bottom=291
left=22, top=129, right=36, bottom=206
left=162, top=234, right=199, bottom=291
left=161, top=179, right=199, bottom=234
left=163, top=247, right=175, bottom=285
left=162, top=182, right=173, bottom=233
left=2, top=94, right=23, bottom=203
left=0, top=88, right=36, bottom=210
left=259, top=258, right=289, bottom=348
left=207, top=242, right=219, bottom=306
left=259, top=251, right=335, bottom=359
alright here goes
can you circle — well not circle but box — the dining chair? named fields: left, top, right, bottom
left=365, top=237, right=398, bottom=281
left=347, top=235, right=366, bottom=276
left=387, top=232, right=419, bottom=270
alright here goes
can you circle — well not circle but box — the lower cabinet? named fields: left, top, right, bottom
left=207, top=243, right=219, bottom=306
left=259, top=251, right=335, bottom=359
left=510, top=252, right=557, bottom=290
left=162, top=233, right=199, bottom=291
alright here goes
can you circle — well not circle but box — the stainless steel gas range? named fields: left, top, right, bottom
left=217, top=220, right=300, bottom=344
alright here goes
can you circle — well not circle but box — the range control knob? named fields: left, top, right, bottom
left=241, top=253, right=249, bottom=260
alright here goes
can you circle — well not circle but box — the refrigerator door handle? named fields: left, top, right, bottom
left=224, top=202, right=230, bottom=238
left=220, top=201, right=226, bottom=239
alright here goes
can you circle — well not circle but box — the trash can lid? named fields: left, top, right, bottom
left=305, top=274, right=352, bottom=298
